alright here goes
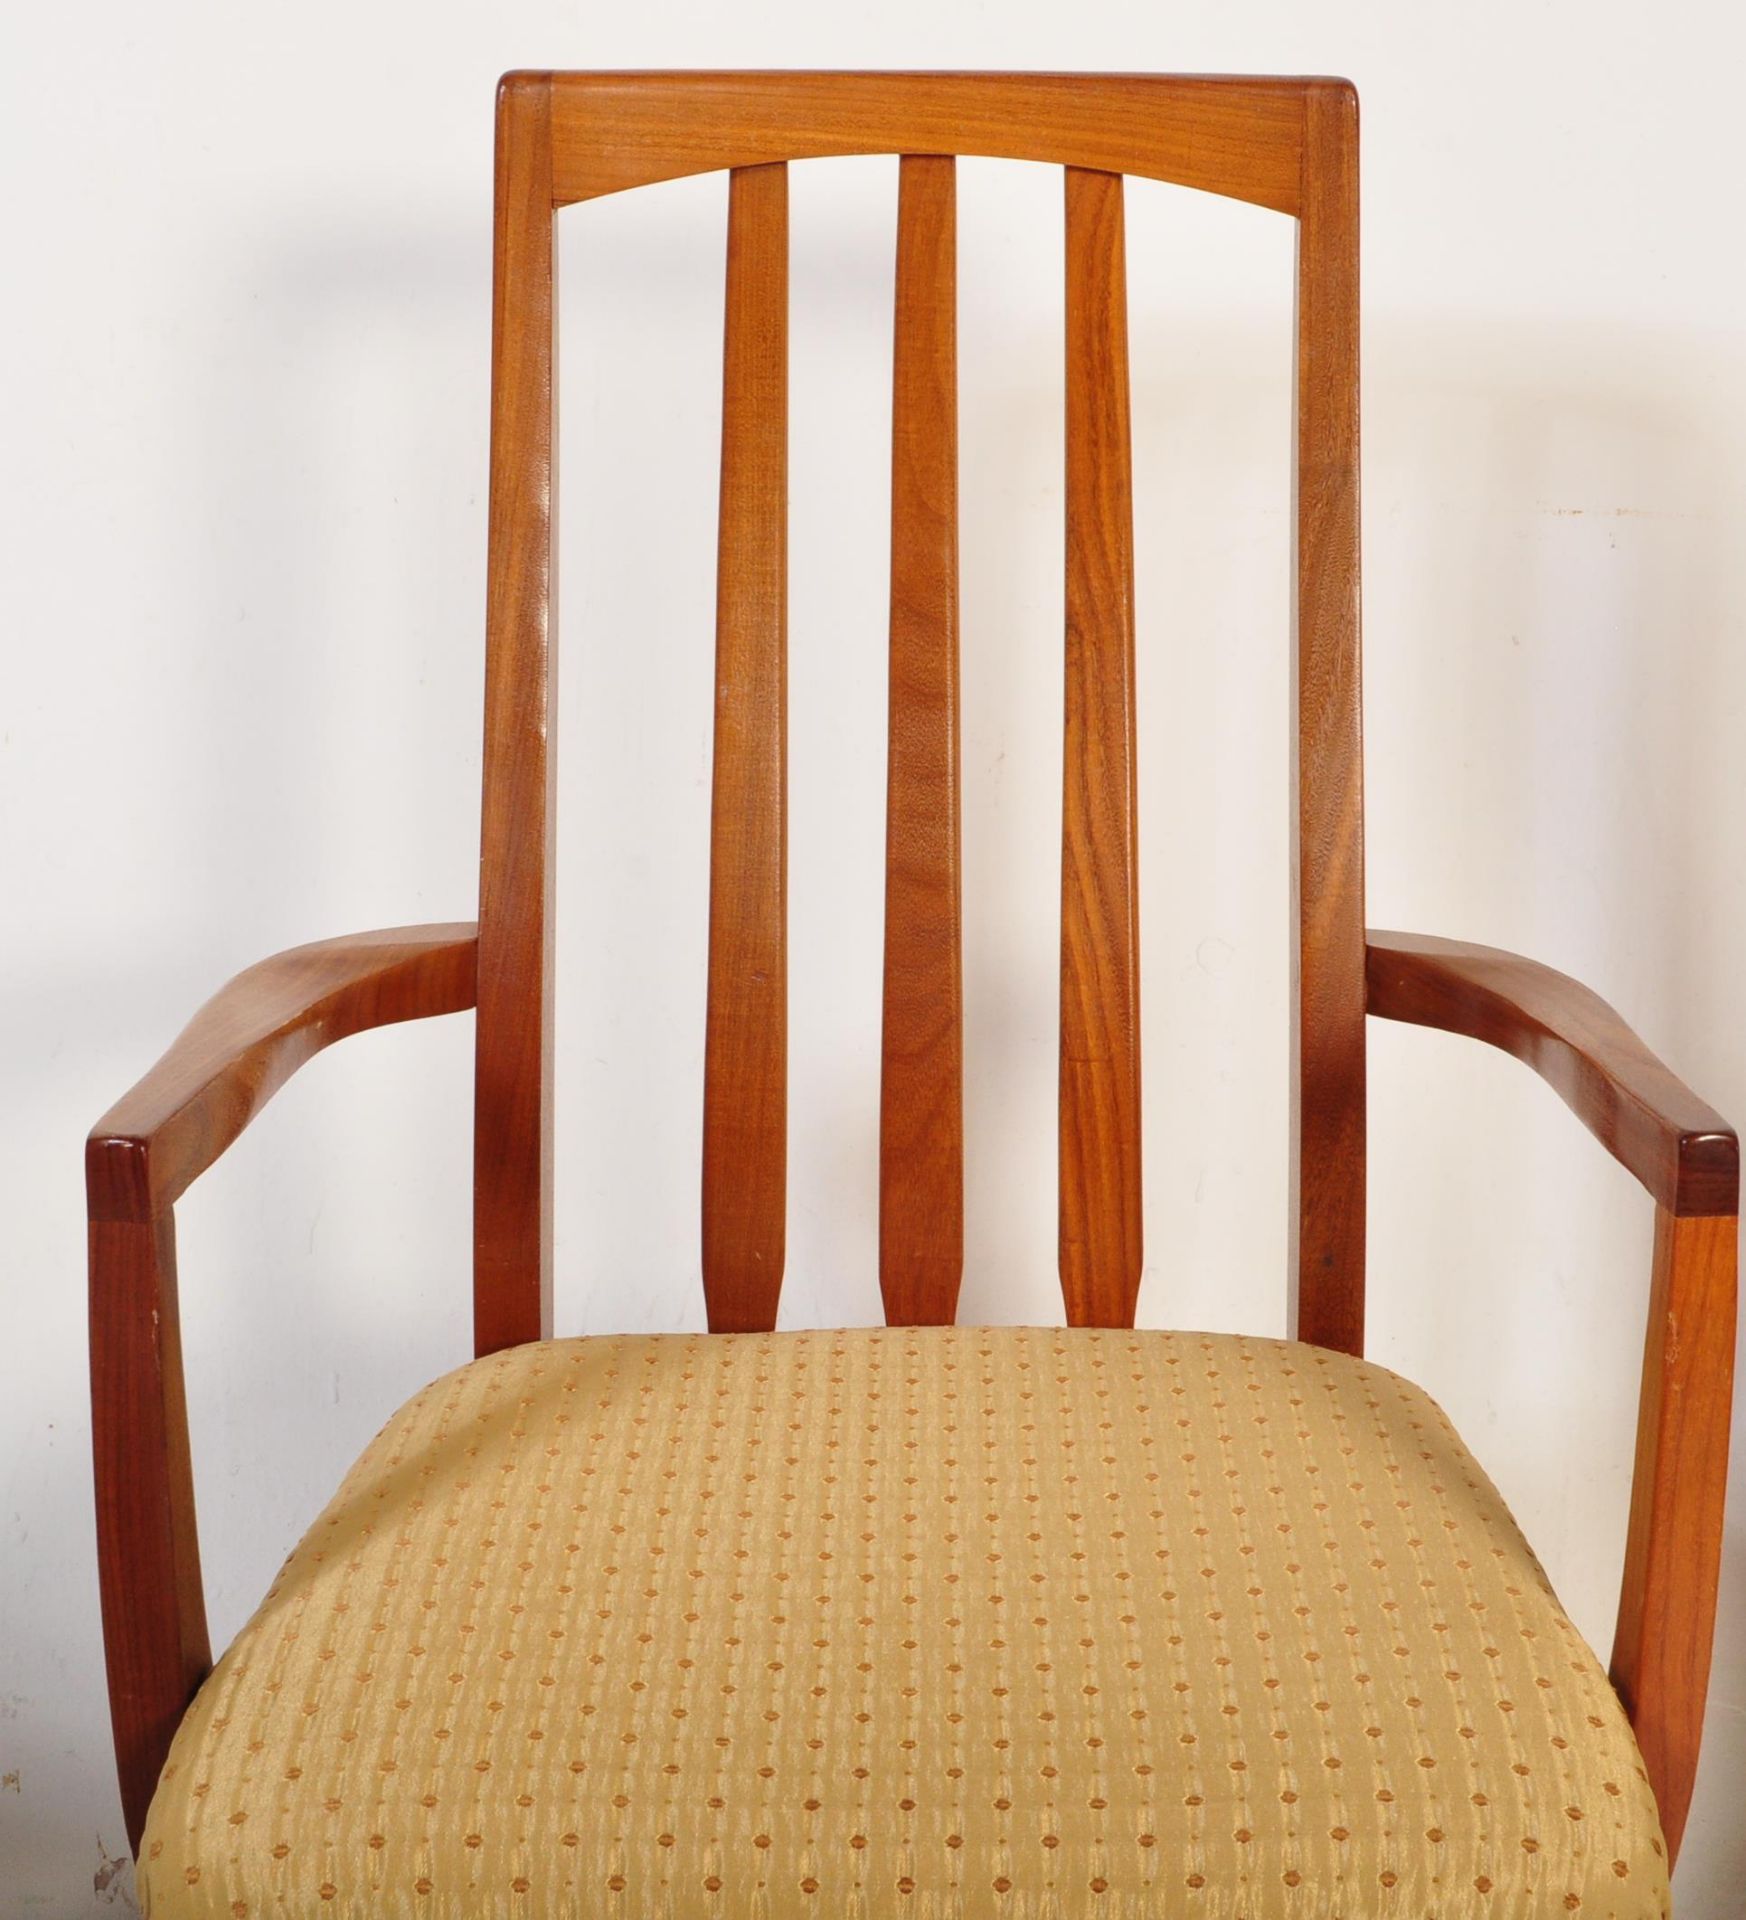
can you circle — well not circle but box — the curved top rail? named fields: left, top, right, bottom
left=522, top=71, right=1342, bottom=216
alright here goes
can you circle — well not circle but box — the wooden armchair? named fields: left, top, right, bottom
left=90, top=73, right=1735, bottom=1916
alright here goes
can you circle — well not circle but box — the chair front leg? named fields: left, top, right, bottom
left=1610, top=1205, right=1738, bottom=1863
left=90, top=1209, right=210, bottom=1855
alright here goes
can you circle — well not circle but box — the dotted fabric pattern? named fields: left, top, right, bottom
left=139, top=1328, right=1667, bottom=1918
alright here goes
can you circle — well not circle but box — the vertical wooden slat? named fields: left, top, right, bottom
left=1288, top=80, right=1367, bottom=1355
left=702, top=163, right=790, bottom=1334
left=475, top=71, right=558, bottom=1357
left=880, top=154, right=964, bottom=1327
left=1059, top=167, right=1143, bottom=1330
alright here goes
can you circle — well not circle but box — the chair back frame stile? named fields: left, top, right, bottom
left=471, top=70, right=1368, bottom=1353
left=476, top=73, right=559, bottom=1356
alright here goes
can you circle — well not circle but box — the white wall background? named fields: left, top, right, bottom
left=3, top=3, right=1742, bottom=1912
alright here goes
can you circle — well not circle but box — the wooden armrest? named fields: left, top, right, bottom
left=88, top=923, right=479, bottom=1223
left=88, top=922, right=476, bottom=1850
left=1366, top=926, right=1737, bottom=1860
left=1365, top=928, right=1737, bottom=1216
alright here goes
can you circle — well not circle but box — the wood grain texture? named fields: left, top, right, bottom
left=702, top=163, right=790, bottom=1334
left=1367, top=930, right=1740, bottom=1216
left=476, top=71, right=558, bottom=1358
left=1611, top=1208, right=1738, bottom=1863
left=543, top=71, right=1312, bottom=215
left=1059, top=167, right=1143, bottom=1329
left=1287, top=80, right=1366, bottom=1358
left=90, top=1212, right=207, bottom=1853
left=87, top=925, right=479, bottom=1222
left=87, top=924, right=476, bottom=1848
left=879, top=155, right=965, bottom=1328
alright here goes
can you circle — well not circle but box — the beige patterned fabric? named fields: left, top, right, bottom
left=139, top=1328, right=1667, bottom=1918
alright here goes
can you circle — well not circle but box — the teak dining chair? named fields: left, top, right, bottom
left=89, top=72, right=1736, bottom=1918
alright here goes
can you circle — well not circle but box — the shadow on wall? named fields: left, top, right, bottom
left=1365, top=316, right=1740, bottom=1441
left=183, top=212, right=487, bottom=959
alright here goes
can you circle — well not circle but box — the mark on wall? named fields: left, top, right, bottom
left=93, top=1833, right=135, bottom=1907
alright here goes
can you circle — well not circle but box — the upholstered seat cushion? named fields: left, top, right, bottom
left=139, top=1327, right=1667, bottom=1917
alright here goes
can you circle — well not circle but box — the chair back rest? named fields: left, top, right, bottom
left=473, top=72, right=1365, bottom=1355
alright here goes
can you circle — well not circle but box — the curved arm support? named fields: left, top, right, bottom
left=89, top=923, right=479, bottom=1223
left=1367, top=928, right=1737, bottom=1860
left=1366, top=929, right=1736, bottom=1216
left=87, top=923, right=477, bottom=1851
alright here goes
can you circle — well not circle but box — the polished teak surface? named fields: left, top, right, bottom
left=89, top=70, right=1736, bottom=1876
